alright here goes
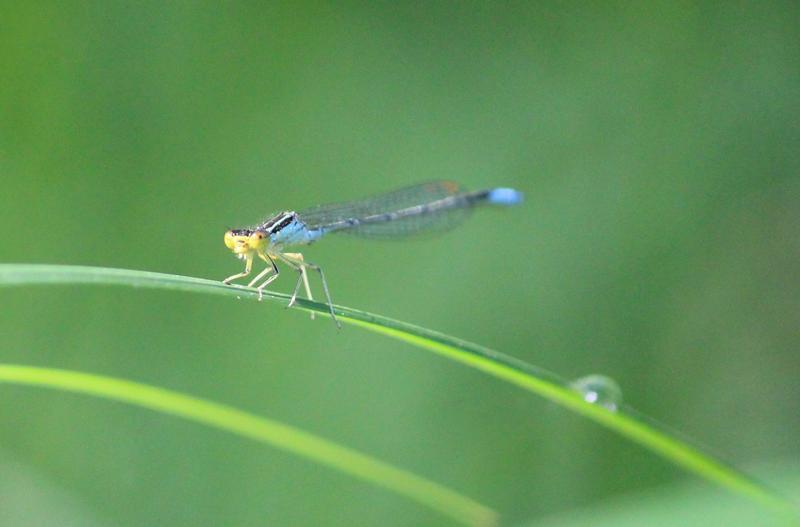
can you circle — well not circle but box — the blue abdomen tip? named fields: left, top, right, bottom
left=488, top=187, right=523, bottom=205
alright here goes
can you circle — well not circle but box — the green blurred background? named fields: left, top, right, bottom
left=1, top=1, right=799, bottom=525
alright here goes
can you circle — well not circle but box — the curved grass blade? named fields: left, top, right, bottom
left=0, top=264, right=796, bottom=521
left=0, top=364, right=496, bottom=527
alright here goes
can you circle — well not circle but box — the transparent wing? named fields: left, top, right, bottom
left=297, top=180, right=475, bottom=239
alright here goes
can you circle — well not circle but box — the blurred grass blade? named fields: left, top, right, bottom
left=0, top=264, right=796, bottom=521
left=0, top=363, right=496, bottom=527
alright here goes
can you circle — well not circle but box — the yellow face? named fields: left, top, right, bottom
left=224, top=229, right=268, bottom=256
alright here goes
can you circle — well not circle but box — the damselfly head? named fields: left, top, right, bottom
left=224, top=228, right=267, bottom=256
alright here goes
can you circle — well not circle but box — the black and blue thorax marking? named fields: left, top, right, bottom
left=258, top=211, right=322, bottom=248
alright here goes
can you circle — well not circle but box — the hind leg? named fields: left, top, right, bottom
left=279, top=252, right=339, bottom=328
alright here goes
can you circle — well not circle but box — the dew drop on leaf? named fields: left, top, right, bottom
left=569, top=374, right=623, bottom=411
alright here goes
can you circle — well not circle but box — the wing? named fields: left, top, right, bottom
left=297, top=180, right=475, bottom=239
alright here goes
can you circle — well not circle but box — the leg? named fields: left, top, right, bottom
left=255, top=271, right=280, bottom=300
left=223, top=253, right=253, bottom=284
left=280, top=252, right=340, bottom=329
left=282, top=253, right=314, bottom=305
left=246, top=266, right=274, bottom=299
left=251, top=252, right=280, bottom=300
left=278, top=253, right=315, bottom=320
left=246, top=265, right=274, bottom=288
left=248, top=252, right=277, bottom=287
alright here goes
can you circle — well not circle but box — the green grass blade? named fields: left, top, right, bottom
left=0, top=363, right=496, bottom=527
left=0, top=264, right=796, bottom=521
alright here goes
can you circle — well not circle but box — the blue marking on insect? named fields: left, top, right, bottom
left=487, top=187, right=524, bottom=205
left=268, top=218, right=322, bottom=246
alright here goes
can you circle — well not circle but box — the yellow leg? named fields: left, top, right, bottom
left=278, top=252, right=339, bottom=328
left=282, top=253, right=314, bottom=309
left=250, top=252, right=280, bottom=301
left=255, top=273, right=280, bottom=301
left=247, top=256, right=275, bottom=287
left=223, top=253, right=253, bottom=284
left=275, top=253, right=312, bottom=319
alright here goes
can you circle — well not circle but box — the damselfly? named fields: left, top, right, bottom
left=223, top=180, right=523, bottom=327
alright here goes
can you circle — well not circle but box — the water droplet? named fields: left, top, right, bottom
left=569, top=374, right=622, bottom=411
